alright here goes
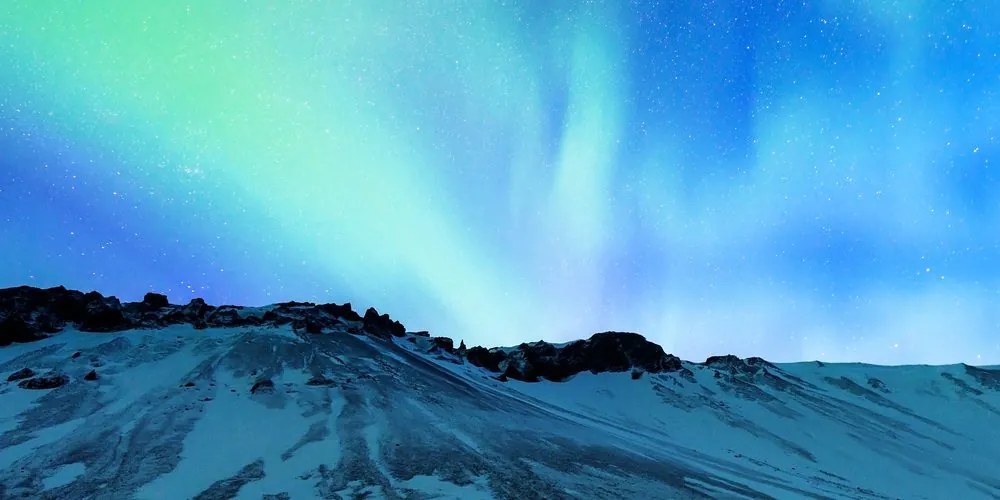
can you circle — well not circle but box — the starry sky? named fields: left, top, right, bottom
left=1, top=2, right=999, bottom=364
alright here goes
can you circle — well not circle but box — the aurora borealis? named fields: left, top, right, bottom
left=1, top=2, right=998, bottom=364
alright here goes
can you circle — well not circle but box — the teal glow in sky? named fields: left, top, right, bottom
left=2, top=2, right=999, bottom=364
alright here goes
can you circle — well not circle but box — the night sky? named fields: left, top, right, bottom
left=2, top=2, right=999, bottom=364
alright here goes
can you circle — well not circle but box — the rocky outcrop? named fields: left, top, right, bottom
left=0, top=286, right=123, bottom=345
left=79, top=295, right=130, bottom=332
left=192, top=459, right=265, bottom=500
left=6, top=367, right=35, bottom=382
left=1, top=286, right=709, bottom=387
left=0, top=286, right=400, bottom=345
left=142, top=292, right=169, bottom=309
left=363, top=307, right=406, bottom=339
left=704, top=354, right=774, bottom=375
left=430, top=337, right=455, bottom=353
left=464, top=332, right=684, bottom=382
left=964, top=364, right=1000, bottom=391
left=465, top=346, right=505, bottom=372
left=18, top=372, right=69, bottom=390
left=0, top=315, right=49, bottom=345
left=306, top=374, right=335, bottom=386
left=250, top=379, right=275, bottom=394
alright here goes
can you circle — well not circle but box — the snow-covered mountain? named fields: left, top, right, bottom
left=1, top=286, right=999, bottom=499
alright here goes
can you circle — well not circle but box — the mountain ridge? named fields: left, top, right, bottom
left=0, top=285, right=698, bottom=383
left=3, top=285, right=1000, bottom=498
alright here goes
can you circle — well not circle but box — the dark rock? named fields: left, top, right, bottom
left=0, top=315, right=46, bottom=346
left=140, top=312, right=161, bottom=324
left=261, top=310, right=293, bottom=326
left=142, top=292, right=170, bottom=309
left=0, top=286, right=694, bottom=387
left=465, top=332, right=683, bottom=383
left=705, top=354, right=742, bottom=367
left=183, top=381, right=196, bottom=388
left=504, top=362, right=537, bottom=382
left=745, top=357, right=775, bottom=368
left=412, top=331, right=430, bottom=337
left=84, top=370, right=99, bottom=381
left=183, top=298, right=214, bottom=318
left=36, top=315, right=64, bottom=334
left=363, top=307, right=405, bottom=338
left=18, top=373, right=69, bottom=390
left=293, top=319, right=323, bottom=334
left=76, top=293, right=131, bottom=332
left=79, top=307, right=129, bottom=332
left=466, top=346, right=507, bottom=372
left=193, top=459, right=265, bottom=500
left=317, top=302, right=362, bottom=322
left=431, top=337, right=455, bottom=353
left=48, top=288, right=87, bottom=321
left=207, top=307, right=242, bottom=327
left=704, top=354, right=769, bottom=376
left=867, top=377, right=888, bottom=393
left=0, top=286, right=406, bottom=344
left=276, top=301, right=315, bottom=308
left=306, top=375, right=335, bottom=386
left=965, top=365, right=1000, bottom=391
left=7, top=367, right=35, bottom=382
left=71, top=351, right=81, bottom=359
left=251, top=378, right=275, bottom=394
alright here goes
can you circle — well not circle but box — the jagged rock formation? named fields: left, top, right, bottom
left=464, top=332, right=685, bottom=382
left=6, top=367, right=35, bottom=381
left=0, top=286, right=376, bottom=343
left=17, top=372, right=69, bottom=390
left=3, top=285, right=1000, bottom=499
left=250, top=379, right=275, bottom=395
left=0, top=286, right=685, bottom=383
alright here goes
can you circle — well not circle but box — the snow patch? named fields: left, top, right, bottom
left=0, top=418, right=85, bottom=471
left=397, top=474, right=493, bottom=499
left=136, top=370, right=316, bottom=499
left=42, top=462, right=86, bottom=490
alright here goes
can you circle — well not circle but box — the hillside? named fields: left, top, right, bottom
left=1, top=286, right=999, bottom=499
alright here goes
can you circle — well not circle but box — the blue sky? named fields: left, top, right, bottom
left=1, top=1, right=998, bottom=363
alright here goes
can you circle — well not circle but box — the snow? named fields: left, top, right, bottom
left=42, top=462, right=86, bottom=490
left=136, top=369, right=322, bottom=499
left=253, top=324, right=304, bottom=343
left=0, top=387, right=45, bottom=435
left=500, top=362, right=1000, bottom=498
left=4, top=325, right=1000, bottom=498
left=236, top=387, right=347, bottom=499
left=397, top=474, right=494, bottom=499
left=97, top=339, right=207, bottom=416
left=0, top=418, right=85, bottom=471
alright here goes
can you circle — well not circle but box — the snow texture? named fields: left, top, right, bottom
left=1, top=324, right=999, bottom=499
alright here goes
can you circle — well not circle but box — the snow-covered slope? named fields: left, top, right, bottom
left=1, top=287, right=999, bottom=499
